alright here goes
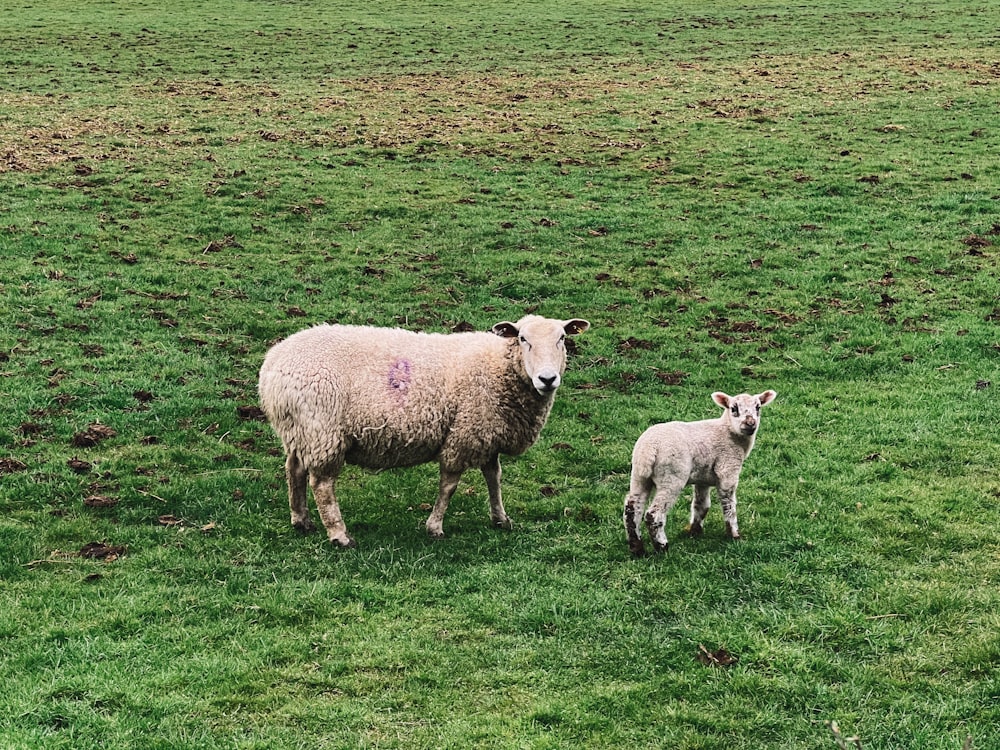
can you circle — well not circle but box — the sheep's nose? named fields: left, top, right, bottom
left=538, top=374, right=559, bottom=392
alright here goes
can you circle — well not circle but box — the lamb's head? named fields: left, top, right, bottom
left=712, top=390, right=777, bottom=438
left=493, top=315, right=590, bottom=396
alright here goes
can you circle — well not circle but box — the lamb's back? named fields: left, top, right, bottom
left=634, top=417, right=743, bottom=486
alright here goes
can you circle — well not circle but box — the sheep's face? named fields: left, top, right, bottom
left=712, top=390, right=777, bottom=437
left=493, top=316, right=590, bottom=396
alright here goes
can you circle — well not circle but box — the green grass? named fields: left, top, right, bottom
left=2, top=0, right=999, bottom=747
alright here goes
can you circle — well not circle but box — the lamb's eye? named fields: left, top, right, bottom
left=731, top=405, right=740, bottom=417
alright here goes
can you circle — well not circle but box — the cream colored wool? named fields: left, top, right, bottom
left=624, top=389, right=776, bottom=555
left=259, top=315, right=589, bottom=547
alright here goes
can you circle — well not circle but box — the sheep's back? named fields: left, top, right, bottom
left=259, top=324, right=507, bottom=468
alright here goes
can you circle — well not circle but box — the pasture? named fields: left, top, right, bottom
left=1, top=0, right=998, bottom=747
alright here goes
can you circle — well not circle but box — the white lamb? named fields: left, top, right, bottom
left=258, top=315, right=590, bottom=547
left=624, top=389, right=777, bottom=555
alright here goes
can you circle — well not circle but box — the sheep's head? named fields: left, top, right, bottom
left=493, top=316, right=590, bottom=396
left=712, top=390, right=777, bottom=438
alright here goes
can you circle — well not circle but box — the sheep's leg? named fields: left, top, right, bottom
left=644, top=482, right=684, bottom=553
left=310, top=471, right=355, bottom=548
left=624, top=477, right=653, bottom=556
left=286, top=450, right=314, bottom=533
left=718, top=483, right=740, bottom=540
left=482, top=455, right=512, bottom=530
left=687, top=485, right=711, bottom=536
left=427, top=468, right=463, bottom=540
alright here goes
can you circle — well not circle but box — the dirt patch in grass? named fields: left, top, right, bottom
left=5, top=49, right=993, bottom=173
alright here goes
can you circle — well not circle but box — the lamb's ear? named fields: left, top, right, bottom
left=757, top=390, right=777, bottom=407
left=712, top=392, right=731, bottom=409
left=563, top=319, right=590, bottom=336
left=492, top=322, right=520, bottom=339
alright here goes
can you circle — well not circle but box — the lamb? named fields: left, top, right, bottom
left=258, top=315, right=590, bottom=547
left=623, top=389, right=776, bottom=556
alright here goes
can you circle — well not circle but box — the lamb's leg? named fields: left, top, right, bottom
left=718, top=482, right=740, bottom=540
left=310, top=471, right=355, bottom=548
left=644, top=481, right=684, bottom=553
left=624, top=475, right=653, bottom=556
left=481, top=455, right=512, bottom=530
left=286, top=450, right=314, bottom=533
left=687, top=485, right=711, bottom=536
left=427, top=468, right=463, bottom=540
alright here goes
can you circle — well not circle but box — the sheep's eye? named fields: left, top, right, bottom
left=731, top=405, right=740, bottom=417
left=756, top=404, right=761, bottom=413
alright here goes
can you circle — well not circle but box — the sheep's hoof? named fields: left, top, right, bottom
left=628, top=541, right=646, bottom=557
left=427, top=530, right=446, bottom=541
left=492, top=517, right=513, bottom=531
left=292, top=519, right=316, bottom=534
left=330, top=535, right=357, bottom=548
left=651, top=540, right=669, bottom=553
left=685, top=522, right=704, bottom=537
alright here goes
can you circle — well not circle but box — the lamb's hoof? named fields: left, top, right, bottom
left=331, top=535, right=357, bottom=549
left=685, top=523, right=704, bottom=537
left=492, top=517, right=513, bottom=531
left=427, top=530, right=446, bottom=541
left=652, top=540, right=669, bottom=553
left=628, top=542, right=646, bottom=558
left=292, top=519, right=316, bottom=534
left=729, top=533, right=742, bottom=541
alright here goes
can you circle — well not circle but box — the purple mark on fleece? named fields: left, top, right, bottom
left=387, top=359, right=412, bottom=404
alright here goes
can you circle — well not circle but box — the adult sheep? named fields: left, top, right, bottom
left=258, top=315, right=590, bottom=547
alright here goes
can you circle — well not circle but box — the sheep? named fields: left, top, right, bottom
left=258, top=315, right=590, bottom=547
left=623, top=389, right=776, bottom=555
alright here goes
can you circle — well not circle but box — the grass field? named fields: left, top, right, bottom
left=2, top=0, right=999, bottom=747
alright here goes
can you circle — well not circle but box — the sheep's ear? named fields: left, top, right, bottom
left=757, top=390, right=777, bottom=407
left=492, top=322, right=520, bottom=339
left=563, top=319, right=590, bottom=336
left=712, top=392, right=731, bottom=409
